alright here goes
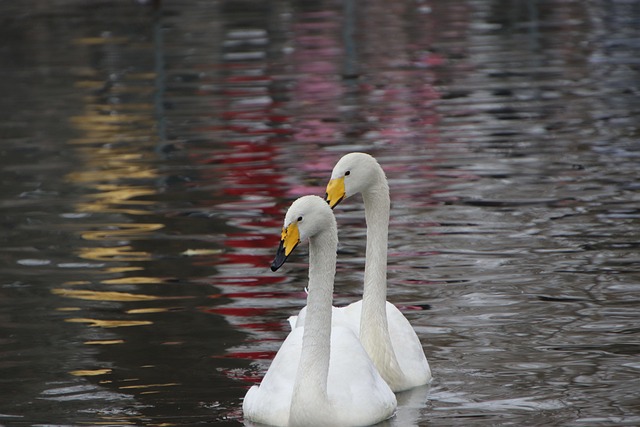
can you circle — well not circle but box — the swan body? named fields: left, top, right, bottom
left=243, top=195, right=396, bottom=427
left=304, top=152, right=432, bottom=392
left=291, top=300, right=430, bottom=391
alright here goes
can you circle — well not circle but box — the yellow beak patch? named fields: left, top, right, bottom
left=281, top=222, right=300, bottom=256
left=325, top=177, right=346, bottom=208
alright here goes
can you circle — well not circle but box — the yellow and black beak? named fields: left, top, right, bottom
left=325, top=177, right=346, bottom=209
left=271, top=222, right=301, bottom=271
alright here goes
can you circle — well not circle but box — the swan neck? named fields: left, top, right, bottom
left=360, top=175, right=405, bottom=389
left=362, top=180, right=390, bottom=310
left=290, top=228, right=337, bottom=421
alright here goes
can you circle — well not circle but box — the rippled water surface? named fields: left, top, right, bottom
left=1, top=1, right=639, bottom=425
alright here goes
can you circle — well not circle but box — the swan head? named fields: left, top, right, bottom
left=271, top=195, right=336, bottom=271
left=325, top=152, right=385, bottom=208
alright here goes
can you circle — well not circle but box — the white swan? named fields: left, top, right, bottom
left=292, top=153, right=432, bottom=392
left=243, top=195, right=397, bottom=427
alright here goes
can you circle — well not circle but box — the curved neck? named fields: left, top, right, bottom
left=360, top=173, right=405, bottom=388
left=290, top=228, right=337, bottom=423
left=362, top=180, right=390, bottom=308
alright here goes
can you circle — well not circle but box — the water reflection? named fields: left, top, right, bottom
left=0, top=0, right=638, bottom=425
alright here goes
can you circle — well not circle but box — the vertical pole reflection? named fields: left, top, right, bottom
left=152, top=0, right=167, bottom=152
left=343, top=0, right=358, bottom=80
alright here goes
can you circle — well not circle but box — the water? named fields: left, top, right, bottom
left=1, top=0, right=639, bottom=425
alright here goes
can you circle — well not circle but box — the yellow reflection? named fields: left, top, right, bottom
left=80, top=103, right=153, bottom=113
left=76, top=188, right=156, bottom=215
left=82, top=223, right=164, bottom=241
left=70, top=369, right=112, bottom=376
left=60, top=54, right=167, bottom=342
left=56, top=307, right=81, bottom=312
left=72, top=115, right=152, bottom=130
left=84, top=340, right=125, bottom=345
left=126, top=308, right=169, bottom=314
left=69, top=134, right=149, bottom=146
left=65, top=147, right=158, bottom=215
left=63, top=281, right=92, bottom=286
left=101, top=277, right=166, bottom=286
left=52, top=288, right=159, bottom=302
left=119, top=383, right=179, bottom=390
left=127, top=73, right=157, bottom=80
left=69, top=115, right=153, bottom=127
left=77, top=246, right=152, bottom=262
left=181, top=249, right=224, bottom=256
left=104, top=267, right=144, bottom=273
left=66, top=318, right=152, bottom=328
left=65, top=63, right=161, bottom=217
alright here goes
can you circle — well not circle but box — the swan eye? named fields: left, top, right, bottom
left=345, top=171, right=351, bottom=176
left=297, top=216, right=303, bottom=222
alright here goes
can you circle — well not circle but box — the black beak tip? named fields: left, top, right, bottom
left=270, top=241, right=288, bottom=272
left=271, top=257, right=286, bottom=272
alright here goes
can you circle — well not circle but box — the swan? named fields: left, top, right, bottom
left=242, top=195, right=397, bottom=427
left=292, top=153, right=432, bottom=392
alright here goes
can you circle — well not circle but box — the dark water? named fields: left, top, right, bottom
left=1, top=1, right=639, bottom=425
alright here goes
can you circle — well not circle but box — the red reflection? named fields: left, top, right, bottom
left=237, top=322, right=285, bottom=332
left=213, top=351, right=277, bottom=360
left=185, top=23, right=303, bottom=371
